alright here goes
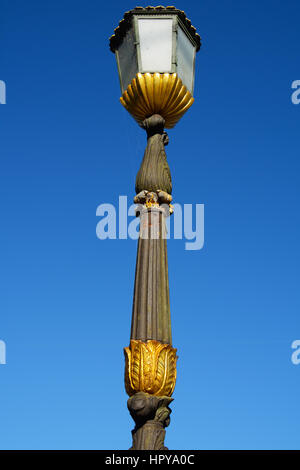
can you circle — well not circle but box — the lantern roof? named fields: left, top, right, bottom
left=109, top=5, right=201, bottom=53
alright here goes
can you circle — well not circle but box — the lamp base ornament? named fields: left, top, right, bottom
left=124, top=339, right=177, bottom=397
left=128, top=392, right=173, bottom=450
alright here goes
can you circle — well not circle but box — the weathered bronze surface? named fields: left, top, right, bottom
left=128, top=392, right=173, bottom=450
left=136, top=114, right=172, bottom=195
left=124, top=114, right=176, bottom=449
left=130, top=208, right=172, bottom=343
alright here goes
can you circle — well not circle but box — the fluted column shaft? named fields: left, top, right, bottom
left=131, top=206, right=171, bottom=344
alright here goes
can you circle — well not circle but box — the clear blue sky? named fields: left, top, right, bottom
left=1, top=0, right=299, bottom=450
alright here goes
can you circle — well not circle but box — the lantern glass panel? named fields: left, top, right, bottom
left=117, top=27, right=138, bottom=93
left=176, top=25, right=196, bottom=93
left=137, top=18, right=173, bottom=72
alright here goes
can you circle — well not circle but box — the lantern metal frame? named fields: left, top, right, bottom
left=113, top=12, right=198, bottom=95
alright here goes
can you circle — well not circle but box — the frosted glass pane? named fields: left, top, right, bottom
left=138, top=18, right=173, bottom=72
left=177, top=26, right=195, bottom=93
left=117, top=27, right=138, bottom=93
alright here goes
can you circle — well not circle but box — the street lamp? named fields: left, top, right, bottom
left=110, top=6, right=201, bottom=450
left=110, top=5, right=200, bottom=127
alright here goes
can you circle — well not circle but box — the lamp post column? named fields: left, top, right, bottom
left=109, top=5, right=201, bottom=451
left=124, top=114, right=177, bottom=450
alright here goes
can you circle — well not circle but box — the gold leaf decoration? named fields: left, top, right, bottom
left=124, top=339, right=177, bottom=397
left=120, top=73, right=194, bottom=129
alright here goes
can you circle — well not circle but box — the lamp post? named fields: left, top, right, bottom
left=110, top=6, right=201, bottom=450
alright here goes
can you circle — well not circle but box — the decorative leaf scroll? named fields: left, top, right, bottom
left=124, top=340, right=177, bottom=397
left=120, top=73, right=194, bottom=129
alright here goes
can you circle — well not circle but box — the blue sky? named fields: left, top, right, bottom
left=0, top=0, right=299, bottom=449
